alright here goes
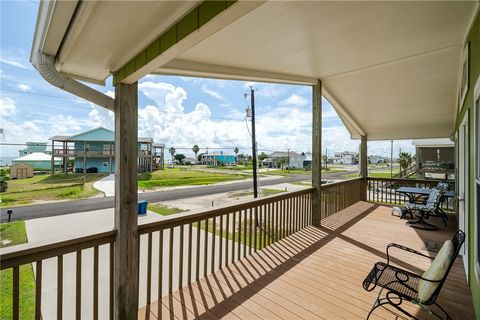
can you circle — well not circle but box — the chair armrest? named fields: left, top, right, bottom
left=386, top=243, right=434, bottom=265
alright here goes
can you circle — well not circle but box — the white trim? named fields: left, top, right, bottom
left=474, top=74, right=480, bottom=286
left=459, top=112, right=469, bottom=279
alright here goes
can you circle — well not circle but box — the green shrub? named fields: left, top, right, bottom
left=138, top=172, right=152, bottom=181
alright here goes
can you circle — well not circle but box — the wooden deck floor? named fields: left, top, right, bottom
left=139, top=201, right=475, bottom=320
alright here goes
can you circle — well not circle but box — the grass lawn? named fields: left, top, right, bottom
left=0, top=221, right=35, bottom=319
left=148, top=203, right=185, bottom=216
left=264, top=169, right=311, bottom=176
left=1, top=173, right=106, bottom=207
left=212, top=165, right=253, bottom=171
left=138, top=167, right=246, bottom=189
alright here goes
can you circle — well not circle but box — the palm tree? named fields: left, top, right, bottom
left=233, top=147, right=239, bottom=164
left=169, top=147, right=176, bottom=166
left=399, top=152, right=413, bottom=175
left=192, top=145, right=200, bottom=162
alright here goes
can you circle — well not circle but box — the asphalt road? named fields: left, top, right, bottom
left=0, top=175, right=311, bottom=222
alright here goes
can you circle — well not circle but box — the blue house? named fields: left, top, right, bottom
left=200, top=151, right=236, bottom=166
left=50, top=127, right=164, bottom=173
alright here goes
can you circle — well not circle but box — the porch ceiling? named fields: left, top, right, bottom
left=32, top=1, right=478, bottom=140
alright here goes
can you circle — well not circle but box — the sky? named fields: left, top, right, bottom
left=0, top=1, right=415, bottom=160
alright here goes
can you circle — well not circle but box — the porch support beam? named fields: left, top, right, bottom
left=312, top=79, right=322, bottom=226
left=359, top=135, right=368, bottom=201
left=113, top=82, right=139, bottom=319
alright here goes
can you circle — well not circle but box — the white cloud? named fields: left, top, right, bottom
left=0, top=97, right=17, bottom=116
left=279, top=94, right=308, bottom=107
left=17, top=83, right=31, bottom=91
left=139, top=81, right=186, bottom=113
left=0, top=58, right=29, bottom=70
left=201, top=84, right=225, bottom=101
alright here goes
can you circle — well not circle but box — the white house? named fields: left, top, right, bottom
left=263, top=151, right=306, bottom=169
left=369, top=155, right=387, bottom=164
left=329, top=151, right=356, bottom=165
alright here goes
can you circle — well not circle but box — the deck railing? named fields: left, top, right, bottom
left=319, top=178, right=364, bottom=219
left=0, top=229, right=116, bottom=320
left=366, top=177, right=454, bottom=211
left=137, top=188, right=313, bottom=315
left=0, top=188, right=313, bottom=320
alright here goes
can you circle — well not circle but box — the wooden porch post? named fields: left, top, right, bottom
left=312, top=79, right=322, bottom=226
left=359, top=135, right=368, bottom=201
left=114, top=82, right=139, bottom=319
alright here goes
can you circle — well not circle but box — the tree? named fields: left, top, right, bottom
left=0, top=168, right=8, bottom=192
left=399, top=152, right=413, bottom=174
left=174, top=153, right=186, bottom=164
left=258, top=152, right=268, bottom=162
left=277, top=157, right=287, bottom=170
left=192, top=145, right=200, bottom=160
left=233, top=147, right=239, bottom=163
left=169, top=147, right=176, bottom=166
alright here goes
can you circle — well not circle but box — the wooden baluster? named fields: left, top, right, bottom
left=93, top=246, right=99, bottom=320
left=188, top=223, right=193, bottom=284
left=225, top=213, right=230, bottom=265
left=263, top=204, right=267, bottom=245
left=179, top=226, right=184, bottom=290
left=76, top=251, right=82, bottom=320
left=211, top=216, right=216, bottom=273
left=195, top=222, right=200, bottom=281
left=275, top=201, right=280, bottom=241
left=13, top=266, right=19, bottom=320
left=158, top=229, right=164, bottom=308
left=253, top=207, right=258, bottom=251
left=282, top=199, right=287, bottom=239
left=203, top=219, right=208, bottom=277
left=168, top=227, right=174, bottom=293
left=237, top=212, right=242, bottom=260
left=243, top=210, right=247, bottom=257
left=231, top=212, right=236, bottom=263
left=248, top=208, right=253, bottom=255
left=219, top=215, right=224, bottom=269
left=35, top=261, right=43, bottom=320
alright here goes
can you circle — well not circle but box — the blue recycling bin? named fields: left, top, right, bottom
left=137, top=200, right=148, bottom=215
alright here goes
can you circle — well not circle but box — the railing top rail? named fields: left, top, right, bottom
left=320, top=177, right=364, bottom=188
left=366, top=177, right=453, bottom=184
left=0, top=228, right=116, bottom=270
left=139, top=187, right=314, bottom=234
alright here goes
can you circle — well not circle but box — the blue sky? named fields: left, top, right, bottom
left=0, top=1, right=414, bottom=159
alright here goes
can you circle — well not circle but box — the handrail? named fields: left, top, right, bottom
left=366, top=177, right=448, bottom=184
left=139, top=188, right=314, bottom=234
left=0, top=229, right=116, bottom=270
left=320, top=177, right=364, bottom=188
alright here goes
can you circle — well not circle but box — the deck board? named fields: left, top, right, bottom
left=139, top=201, right=475, bottom=319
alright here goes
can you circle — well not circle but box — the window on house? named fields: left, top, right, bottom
left=102, top=162, right=108, bottom=167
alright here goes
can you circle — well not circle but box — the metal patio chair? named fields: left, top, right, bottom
left=362, top=230, right=465, bottom=319
left=401, top=188, right=444, bottom=230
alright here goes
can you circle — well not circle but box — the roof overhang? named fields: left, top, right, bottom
left=31, top=1, right=479, bottom=140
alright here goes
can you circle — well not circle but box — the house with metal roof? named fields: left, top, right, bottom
left=13, top=152, right=61, bottom=171
left=50, top=127, right=164, bottom=173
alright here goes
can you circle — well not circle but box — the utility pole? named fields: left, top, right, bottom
left=247, top=87, right=259, bottom=198
left=390, top=140, right=393, bottom=178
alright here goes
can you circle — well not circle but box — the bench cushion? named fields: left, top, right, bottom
left=418, top=240, right=453, bottom=302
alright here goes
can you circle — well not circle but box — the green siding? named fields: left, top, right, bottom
left=113, top=0, right=237, bottom=84
left=455, top=10, right=480, bottom=319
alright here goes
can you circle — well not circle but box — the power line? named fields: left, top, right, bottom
left=0, top=88, right=82, bottom=101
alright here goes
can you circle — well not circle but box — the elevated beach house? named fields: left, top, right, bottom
left=50, top=127, right=163, bottom=173
left=1, top=2, right=478, bottom=320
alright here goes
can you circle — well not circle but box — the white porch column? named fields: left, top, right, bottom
left=312, top=79, right=322, bottom=226
left=359, top=135, right=368, bottom=200
left=114, top=82, right=139, bottom=319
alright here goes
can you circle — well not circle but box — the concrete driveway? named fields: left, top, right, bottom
left=93, top=174, right=115, bottom=197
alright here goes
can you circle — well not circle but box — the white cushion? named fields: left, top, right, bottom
left=417, top=240, right=453, bottom=302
